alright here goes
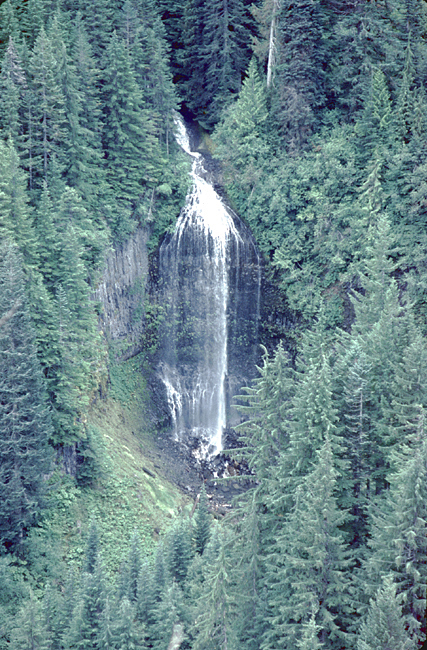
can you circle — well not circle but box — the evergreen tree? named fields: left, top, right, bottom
left=236, top=343, right=293, bottom=487
left=213, top=58, right=270, bottom=205
left=42, top=582, right=67, bottom=650
left=365, top=440, right=427, bottom=646
left=356, top=69, right=396, bottom=165
left=0, top=241, right=53, bottom=551
left=26, top=26, right=68, bottom=191
left=78, top=0, right=116, bottom=60
left=9, top=589, right=49, bottom=650
left=262, top=438, right=353, bottom=650
left=71, top=15, right=108, bottom=215
left=296, top=611, right=325, bottom=650
left=0, top=138, right=38, bottom=270
left=0, top=37, right=27, bottom=145
left=357, top=575, right=414, bottom=650
left=66, top=557, right=107, bottom=649
left=181, top=0, right=251, bottom=129
left=229, top=494, right=265, bottom=650
left=270, top=0, right=327, bottom=150
left=127, top=530, right=142, bottom=604
left=0, top=1, right=20, bottom=50
left=85, top=521, right=99, bottom=574
left=113, top=596, right=143, bottom=650
left=285, top=320, right=343, bottom=492
left=192, top=527, right=236, bottom=650
left=101, top=31, right=161, bottom=238
left=152, top=581, right=186, bottom=650
left=167, top=518, right=193, bottom=587
left=98, top=595, right=115, bottom=650
left=193, top=484, right=211, bottom=556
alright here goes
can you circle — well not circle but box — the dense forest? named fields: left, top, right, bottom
left=0, top=0, right=427, bottom=647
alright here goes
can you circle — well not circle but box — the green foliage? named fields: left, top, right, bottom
left=357, top=576, right=414, bottom=650
left=0, top=242, right=53, bottom=552
left=193, top=484, right=211, bottom=556
left=180, top=0, right=252, bottom=129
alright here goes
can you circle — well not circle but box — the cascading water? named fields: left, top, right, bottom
left=158, top=117, right=261, bottom=455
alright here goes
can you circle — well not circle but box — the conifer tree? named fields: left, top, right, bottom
left=230, top=494, right=265, bottom=650
left=101, top=31, right=160, bottom=238
left=213, top=58, right=269, bottom=204
left=0, top=1, right=21, bottom=56
left=152, top=581, right=186, bottom=650
left=66, top=552, right=107, bottom=649
left=114, top=596, right=143, bottom=650
left=192, top=527, right=235, bottom=650
left=0, top=241, right=53, bottom=551
left=71, top=16, right=108, bottom=214
left=27, top=26, right=68, bottom=189
left=357, top=575, right=414, bottom=650
left=262, top=438, right=354, bottom=650
left=167, top=518, right=193, bottom=587
left=0, top=138, right=38, bottom=270
left=193, top=484, right=211, bottom=555
left=85, top=521, right=99, bottom=574
left=78, top=0, right=116, bottom=61
left=9, top=589, right=49, bottom=650
left=270, top=0, right=326, bottom=150
left=0, top=37, right=27, bottom=145
left=127, top=530, right=142, bottom=604
left=181, top=0, right=250, bottom=129
left=365, top=440, right=427, bottom=646
left=98, top=595, right=115, bottom=650
left=236, top=343, right=293, bottom=487
left=285, top=321, right=342, bottom=491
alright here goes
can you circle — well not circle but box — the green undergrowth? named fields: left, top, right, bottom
left=29, top=355, right=187, bottom=587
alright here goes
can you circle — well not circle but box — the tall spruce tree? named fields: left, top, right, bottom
left=193, top=484, right=211, bottom=556
left=0, top=241, right=53, bottom=551
left=357, top=575, right=414, bottom=650
left=262, top=438, right=354, bottom=650
left=181, top=0, right=251, bottom=129
left=0, top=37, right=27, bottom=146
left=269, top=0, right=327, bottom=150
left=364, top=440, right=427, bottom=646
left=26, top=26, right=68, bottom=191
left=101, top=31, right=161, bottom=238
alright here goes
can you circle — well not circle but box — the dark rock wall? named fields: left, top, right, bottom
left=94, top=227, right=149, bottom=346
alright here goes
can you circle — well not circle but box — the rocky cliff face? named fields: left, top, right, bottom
left=94, top=227, right=149, bottom=354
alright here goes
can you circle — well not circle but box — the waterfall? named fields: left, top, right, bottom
left=158, top=117, right=261, bottom=455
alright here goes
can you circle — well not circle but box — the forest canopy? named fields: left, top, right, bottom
left=0, top=0, right=427, bottom=648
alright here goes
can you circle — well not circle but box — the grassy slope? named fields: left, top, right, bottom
left=30, top=356, right=188, bottom=585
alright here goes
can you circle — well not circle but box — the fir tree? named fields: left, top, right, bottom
left=101, top=31, right=160, bottom=238
left=192, top=527, right=235, bottom=650
left=66, top=557, right=107, bottom=649
left=181, top=0, right=250, bottom=129
left=152, top=581, right=186, bottom=650
left=0, top=241, right=53, bottom=551
left=262, top=438, right=354, bottom=650
left=0, top=138, right=38, bottom=270
left=193, top=484, right=211, bottom=556
left=167, top=518, right=193, bottom=587
left=357, top=575, right=414, bottom=650
left=27, top=26, right=68, bottom=189
left=113, top=596, right=143, bottom=650
left=71, top=15, right=108, bottom=215
left=9, top=589, right=49, bottom=650
left=270, top=0, right=327, bottom=150
left=0, top=37, right=27, bottom=144
left=365, top=440, right=427, bottom=646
